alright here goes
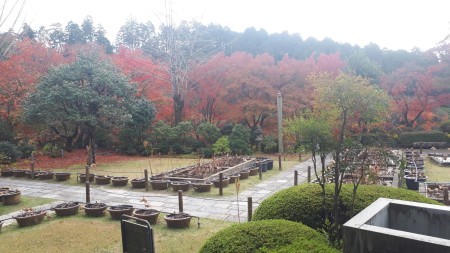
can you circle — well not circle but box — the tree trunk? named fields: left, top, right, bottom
left=173, top=93, right=184, bottom=125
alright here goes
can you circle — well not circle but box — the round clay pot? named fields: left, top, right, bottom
left=150, top=180, right=170, bottom=190
left=267, top=159, right=274, bottom=170
left=213, top=177, right=230, bottom=188
left=0, top=187, right=9, bottom=203
left=107, top=205, right=134, bottom=220
left=83, top=203, right=107, bottom=217
left=164, top=213, right=191, bottom=228
left=192, top=182, right=213, bottom=192
left=26, top=170, right=40, bottom=179
left=37, top=171, right=54, bottom=180
left=95, top=175, right=112, bottom=185
left=171, top=181, right=190, bottom=192
left=13, top=169, right=27, bottom=177
left=79, top=173, right=95, bottom=183
left=133, top=209, right=160, bottom=225
left=2, top=190, right=21, bottom=205
left=54, top=172, right=71, bottom=181
left=1, top=169, right=13, bottom=177
left=53, top=202, right=80, bottom=217
left=249, top=167, right=259, bottom=176
left=229, top=174, right=240, bottom=183
left=239, top=170, right=250, bottom=180
left=15, top=210, right=46, bottom=227
left=131, top=178, right=146, bottom=188
left=112, top=177, right=129, bottom=187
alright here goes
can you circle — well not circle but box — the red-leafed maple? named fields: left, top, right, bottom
left=112, top=47, right=172, bottom=121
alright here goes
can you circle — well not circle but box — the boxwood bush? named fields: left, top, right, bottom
left=397, top=131, right=449, bottom=148
left=252, top=184, right=440, bottom=231
left=199, top=219, right=339, bottom=253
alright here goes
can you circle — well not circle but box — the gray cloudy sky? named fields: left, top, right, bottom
left=7, top=0, right=450, bottom=51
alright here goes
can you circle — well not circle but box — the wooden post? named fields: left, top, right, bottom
left=85, top=165, right=90, bottom=203
left=299, top=153, right=302, bottom=162
left=443, top=187, right=449, bottom=206
left=144, top=169, right=149, bottom=192
left=219, top=172, right=223, bottom=196
left=294, top=170, right=298, bottom=186
left=61, top=149, right=64, bottom=158
left=30, top=152, right=35, bottom=179
left=307, top=166, right=311, bottom=183
left=178, top=190, right=183, bottom=212
left=419, top=141, right=423, bottom=154
left=258, top=162, right=262, bottom=180
left=247, top=197, right=253, bottom=222
left=278, top=154, right=282, bottom=170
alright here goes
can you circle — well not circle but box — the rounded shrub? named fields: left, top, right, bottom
left=199, top=219, right=339, bottom=253
left=252, top=184, right=440, bottom=231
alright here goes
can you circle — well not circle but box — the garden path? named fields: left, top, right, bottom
left=0, top=159, right=316, bottom=227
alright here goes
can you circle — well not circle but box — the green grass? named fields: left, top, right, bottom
left=426, top=156, right=450, bottom=183
left=0, top=196, right=55, bottom=216
left=0, top=213, right=233, bottom=253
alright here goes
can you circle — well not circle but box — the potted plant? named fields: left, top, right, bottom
left=52, top=202, right=80, bottom=217
left=112, top=176, right=129, bottom=186
left=83, top=203, right=108, bottom=217
left=79, top=173, right=95, bottom=183
left=37, top=171, right=54, bottom=180
left=131, top=178, right=146, bottom=188
left=164, top=212, right=192, bottom=228
left=192, top=181, right=213, bottom=192
left=133, top=209, right=160, bottom=225
left=229, top=173, right=240, bottom=183
left=107, top=205, right=134, bottom=220
left=26, top=170, right=40, bottom=178
left=14, top=209, right=47, bottom=227
left=249, top=167, right=259, bottom=176
left=1, top=169, right=13, bottom=177
left=239, top=170, right=250, bottom=179
left=13, top=169, right=27, bottom=177
left=2, top=189, right=21, bottom=205
left=171, top=181, right=190, bottom=192
left=150, top=179, right=170, bottom=190
left=95, top=175, right=112, bottom=185
left=213, top=177, right=230, bottom=188
left=54, top=172, right=71, bottom=181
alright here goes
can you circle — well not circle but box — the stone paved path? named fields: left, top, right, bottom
left=0, top=159, right=316, bottom=227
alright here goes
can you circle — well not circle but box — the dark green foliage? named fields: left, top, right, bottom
left=439, top=120, right=450, bottom=133
left=252, top=184, right=440, bottom=231
left=262, top=136, right=278, bottom=153
left=229, top=124, right=251, bottom=155
left=397, top=131, right=449, bottom=147
left=0, top=118, right=14, bottom=142
left=0, top=141, right=20, bottom=164
left=199, top=220, right=339, bottom=253
left=360, top=133, right=395, bottom=147
left=196, top=122, right=221, bottom=146
left=16, top=141, right=35, bottom=158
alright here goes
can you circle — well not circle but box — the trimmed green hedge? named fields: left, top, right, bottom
left=252, top=184, right=440, bottom=231
left=397, top=131, right=449, bottom=148
left=199, top=219, right=339, bottom=253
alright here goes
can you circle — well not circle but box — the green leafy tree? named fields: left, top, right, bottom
left=22, top=51, right=153, bottom=163
left=196, top=122, right=220, bottom=146
left=229, top=124, right=251, bottom=155
left=212, top=136, right=230, bottom=155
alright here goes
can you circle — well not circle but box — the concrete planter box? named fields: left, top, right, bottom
left=343, top=198, right=450, bottom=253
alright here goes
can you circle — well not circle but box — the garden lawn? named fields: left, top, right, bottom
left=425, top=156, right=450, bottom=182
left=0, top=214, right=232, bottom=253
left=0, top=196, right=54, bottom=216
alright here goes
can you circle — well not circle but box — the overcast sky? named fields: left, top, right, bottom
left=6, top=0, right=450, bottom=51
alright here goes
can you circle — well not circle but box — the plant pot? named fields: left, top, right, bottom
left=171, top=181, right=190, bottom=192
left=1, top=169, right=13, bottom=177
left=133, top=209, right=160, bottom=225
left=14, top=210, right=46, bottom=227
left=112, top=177, right=129, bottom=187
left=54, top=172, right=71, bottom=181
left=249, top=167, right=259, bottom=176
left=150, top=180, right=170, bottom=190
left=37, top=171, right=54, bottom=180
left=267, top=159, right=274, bottom=170
left=164, top=213, right=191, bottom=228
left=229, top=174, right=240, bottom=184
left=13, top=169, right=27, bottom=177
left=83, top=203, right=108, bottom=217
left=95, top=175, right=112, bottom=185
left=79, top=173, right=95, bottom=183
left=260, top=160, right=268, bottom=172
left=26, top=170, right=40, bottom=179
left=53, top=202, right=80, bottom=217
left=213, top=177, right=230, bottom=188
left=239, top=170, right=250, bottom=180
left=192, top=182, right=213, bottom=192
left=2, top=190, right=21, bottom=205
left=0, top=187, right=9, bottom=203
left=404, top=176, right=427, bottom=190
left=131, top=178, right=146, bottom=188
left=107, top=205, right=134, bottom=220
